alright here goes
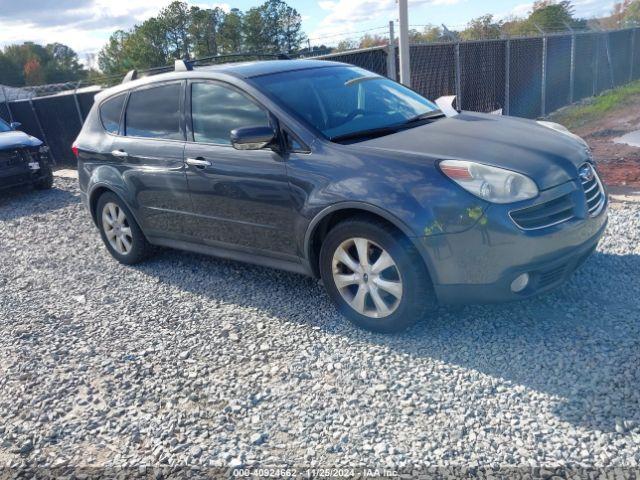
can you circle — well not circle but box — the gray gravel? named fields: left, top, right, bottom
left=1, top=178, right=639, bottom=472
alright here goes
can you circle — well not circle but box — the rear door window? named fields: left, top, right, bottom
left=191, top=82, right=269, bottom=145
left=125, top=83, right=183, bottom=140
left=100, top=93, right=126, bottom=134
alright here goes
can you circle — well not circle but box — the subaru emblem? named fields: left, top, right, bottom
left=579, top=164, right=594, bottom=183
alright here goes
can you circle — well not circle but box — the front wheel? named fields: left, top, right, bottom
left=319, top=218, right=434, bottom=333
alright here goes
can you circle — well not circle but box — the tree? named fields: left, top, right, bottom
left=24, top=58, right=45, bottom=86
left=623, top=0, right=640, bottom=24
left=98, top=30, right=132, bottom=74
left=359, top=33, right=388, bottom=49
left=408, top=25, right=442, bottom=43
left=243, top=6, right=268, bottom=51
left=44, top=43, right=85, bottom=83
left=461, top=14, right=503, bottom=40
left=243, top=0, right=305, bottom=53
left=96, top=0, right=307, bottom=74
left=335, top=39, right=358, bottom=52
left=0, top=41, right=86, bottom=86
left=158, top=1, right=192, bottom=59
left=127, top=18, right=170, bottom=69
left=601, top=0, right=640, bottom=28
left=263, top=0, right=305, bottom=52
left=529, top=1, right=576, bottom=31
left=190, top=6, right=226, bottom=57
left=218, top=8, right=243, bottom=53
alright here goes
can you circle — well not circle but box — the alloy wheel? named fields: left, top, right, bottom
left=102, top=202, right=133, bottom=255
left=331, top=237, right=403, bottom=318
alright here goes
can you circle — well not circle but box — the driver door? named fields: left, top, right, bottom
left=183, top=80, right=298, bottom=258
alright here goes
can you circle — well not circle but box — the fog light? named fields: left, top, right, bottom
left=510, top=273, right=530, bottom=293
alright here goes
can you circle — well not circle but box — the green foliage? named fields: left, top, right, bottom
left=0, top=42, right=86, bottom=87
left=408, top=25, right=443, bottom=43
left=218, top=9, right=244, bottom=53
left=529, top=0, right=575, bottom=30
left=97, top=0, right=306, bottom=75
left=460, top=14, right=502, bottom=40
left=550, top=80, right=640, bottom=129
left=469, top=0, right=589, bottom=39
left=358, top=33, right=388, bottom=49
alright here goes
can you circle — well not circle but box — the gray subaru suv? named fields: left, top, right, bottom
left=74, top=59, right=607, bottom=332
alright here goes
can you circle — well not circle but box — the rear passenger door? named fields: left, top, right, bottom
left=183, top=80, right=297, bottom=258
left=110, top=81, right=191, bottom=239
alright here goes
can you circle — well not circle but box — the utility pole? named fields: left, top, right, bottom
left=398, top=0, right=411, bottom=87
left=387, top=21, right=397, bottom=81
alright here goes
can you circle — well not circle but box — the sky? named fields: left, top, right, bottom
left=0, top=0, right=618, bottom=64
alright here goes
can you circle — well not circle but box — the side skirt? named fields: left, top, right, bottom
left=147, top=236, right=312, bottom=277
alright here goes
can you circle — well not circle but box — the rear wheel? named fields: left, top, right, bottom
left=96, top=192, right=151, bottom=265
left=319, top=218, right=434, bottom=333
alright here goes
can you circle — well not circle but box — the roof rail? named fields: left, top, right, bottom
left=122, top=70, right=137, bottom=83
left=174, top=59, right=193, bottom=72
left=120, top=53, right=288, bottom=85
left=191, top=52, right=292, bottom=66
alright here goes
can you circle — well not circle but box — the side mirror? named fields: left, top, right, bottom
left=10, top=122, right=22, bottom=130
left=230, top=126, right=275, bottom=151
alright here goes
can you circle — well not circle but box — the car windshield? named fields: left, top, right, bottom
left=0, top=120, right=11, bottom=133
left=251, top=66, right=440, bottom=142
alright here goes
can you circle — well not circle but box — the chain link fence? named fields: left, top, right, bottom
left=326, top=27, right=639, bottom=119
left=1, top=27, right=638, bottom=165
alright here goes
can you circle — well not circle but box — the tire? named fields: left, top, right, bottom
left=319, top=217, right=435, bottom=333
left=96, top=192, right=152, bottom=265
left=33, top=165, right=54, bottom=190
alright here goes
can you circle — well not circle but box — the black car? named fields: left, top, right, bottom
left=0, top=119, right=53, bottom=191
left=75, top=59, right=607, bottom=333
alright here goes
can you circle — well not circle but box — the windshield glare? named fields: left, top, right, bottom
left=0, top=120, right=11, bottom=133
left=252, top=66, right=439, bottom=140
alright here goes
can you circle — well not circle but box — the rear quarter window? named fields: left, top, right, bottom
left=99, top=94, right=126, bottom=134
left=125, top=83, right=183, bottom=140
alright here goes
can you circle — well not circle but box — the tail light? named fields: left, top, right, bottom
left=72, top=142, right=79, bottom=158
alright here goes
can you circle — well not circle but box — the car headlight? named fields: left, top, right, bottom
left=537, top=121, right=586, bottom=145
left=439, top=160, right=539, bottom=204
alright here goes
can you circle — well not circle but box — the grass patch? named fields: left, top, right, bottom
left=550, top=80, right=640, bottom=130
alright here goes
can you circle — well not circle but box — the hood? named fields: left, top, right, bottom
left=355, top=112, right=590, bottom=190
left=0, top=130, right=43, bottom=150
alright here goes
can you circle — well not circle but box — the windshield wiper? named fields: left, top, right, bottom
left=330, top=125, right=401, bottom=143
left=403, top=110, right=445, bottom=124
left=344, top=76, right=382, bottom=87
left=329, top=111, right=446, bottom=143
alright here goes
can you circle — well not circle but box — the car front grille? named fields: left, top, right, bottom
left=579, top=163, right=605, bottom=217
left=509, top=193, right=576, bottom=230
left=0, top=149, right=25, bottom=168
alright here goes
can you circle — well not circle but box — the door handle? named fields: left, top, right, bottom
left=186, top=157, right=212, bottom=168
left=111, top=149, right=128, bottom=158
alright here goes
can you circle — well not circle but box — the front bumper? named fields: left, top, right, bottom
left=0, top=148, right=52, bottom=190
left=420, top=179, right=608, bottom=305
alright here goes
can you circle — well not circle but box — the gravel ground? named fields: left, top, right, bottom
left=1, top=178, right=639, bottom=474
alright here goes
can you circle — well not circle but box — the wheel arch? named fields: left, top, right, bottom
left=88, top=182, right=143, bottom=232
left=303, top=202, right=434, bottom=280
